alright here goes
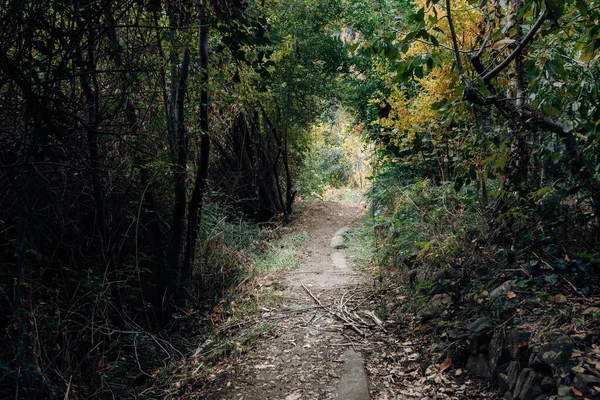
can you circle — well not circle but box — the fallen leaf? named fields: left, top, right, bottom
left=594, top=386, right=600, bottom=392
left=408, top=325, right=421, bottom=334
left=254, top=364, right=275, bottom=369
left=439, top=358, right=452, bottom=373
left=507, top=291, right=517, bottom=299
left=572, top=366, right=585, bottom=373
left=582, top=307, right=599, bottom=315
left=572, top=352, right=583, bottom=358
left=514, top=341, right=528, bottom=359
left=455, top=368, right=463, bottom=376
left=285, top=392, right=303, bottom=400
left=553, top=294, right=567, bottom=304
left=572, top=386, right=584, bottom=397
left=492, top=38, right=516, bottom=49
left=565, top=254, right=571, bottom=262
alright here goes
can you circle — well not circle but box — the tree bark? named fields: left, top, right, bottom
left=184, top=24, right=211, bottom=283
left=168, top=48, right=191, bottom=293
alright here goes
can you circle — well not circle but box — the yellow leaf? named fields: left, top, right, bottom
left=507, top=291, right=517, bottom=299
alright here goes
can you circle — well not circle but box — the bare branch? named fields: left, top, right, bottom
left=482, top=9, right=547, bottom=82
left=445, top=0, right=465, bottom=79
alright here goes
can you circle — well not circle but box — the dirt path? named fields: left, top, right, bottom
left=203, top=200, right=368, bottom=399
left=167, top=200, right=498, bottom=400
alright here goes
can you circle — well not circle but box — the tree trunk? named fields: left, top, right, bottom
left=184, top=24, right=210, bottom=284
left=168, top=48, right=191, bottom=298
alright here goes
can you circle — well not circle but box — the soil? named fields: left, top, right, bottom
left=198, top=200, right=367, bottom=399
left=170, top=200, right=497, bottom=400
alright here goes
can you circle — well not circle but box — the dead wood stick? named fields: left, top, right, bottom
left=363, top=310, right=387, bottom=332
left=301, top=281, right=326, bottom=307
left=561, top=276, right=585, bottom=297
left=344, top=321, right=365, bottom=337
left=301, top=281, right=365, bottom=337
left=280, top=304, right=330, bottom=313
left=352, top=310, right=372, bottom=328
left=342, top=333, right=358, bottom=352
left=339, top=291, right=348, bottom=316
left=351, top=292, right=376, bottom=311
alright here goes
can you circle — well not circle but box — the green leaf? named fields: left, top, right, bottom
left=432, top=27, right=445, bottom=35
left=412, top=7, right=425, bottom=23
left=545, top=60, right=556, bottom=76
left=386, top=45, right=399, bottom=60
left=426, top=56, right=434, bottom=69
left=562, top=120, right=574, bottom=133
left=431, top=99, right=447, bottom=110
left=575, top=0, right=588, bottom=16
left=414, top=66, right=424, bottom=78
left=545, top=0, right=565, bottom=19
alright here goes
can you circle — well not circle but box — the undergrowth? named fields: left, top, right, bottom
left=362, top=160, right=600, bottom=346
left=143, top=203, right=307, bottom=396
left=0, top=196, right=305, bottom=399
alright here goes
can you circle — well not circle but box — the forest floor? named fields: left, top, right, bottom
left=167, top=200, right=497, bottom=399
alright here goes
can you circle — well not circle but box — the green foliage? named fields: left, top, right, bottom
left=370, top=162, right=488, bottom=270
left=344, top=221, right=377, bottom=271
left=296, top=107, right=370, bottom=197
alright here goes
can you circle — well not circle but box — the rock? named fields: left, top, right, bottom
left=330, top=235, right=346, bottom=249
left=549, top=387, right=575, bottom=400
left=527, top=260, right=541, bottom=276
left=531, top=336, right=574, bottom=371
left=544, top=274, right=559, bottom=284
left=489, top=330, right=531, bottom=374
left=545, top=244, right=561, bottom=257
left=552, top=260, right=567, bottom=273
left=574, top=261, right=590, bottom=275
left=573, top=373, right=600, bottom=395
left=498, top=364, right=511, bottom=392
left=466, top=353, right=492, bottom=379
left=513, top=368, right=544, bottom=400
left=336, top=349, right=369, bottom=400
left=490, top=333, right=505, bottom=373
left=541, top=376, right=556, bottom=394
left=417, top=293, right=452, bottom=319
left=468, top=317, right=493, bottom=333
left=556, top=386, right=572, bottom=396
left=506, top=331, right=532, bottom=361
left=489, top=280, right=518, bottom=311
left=497, top=361, right=521, bottom=393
